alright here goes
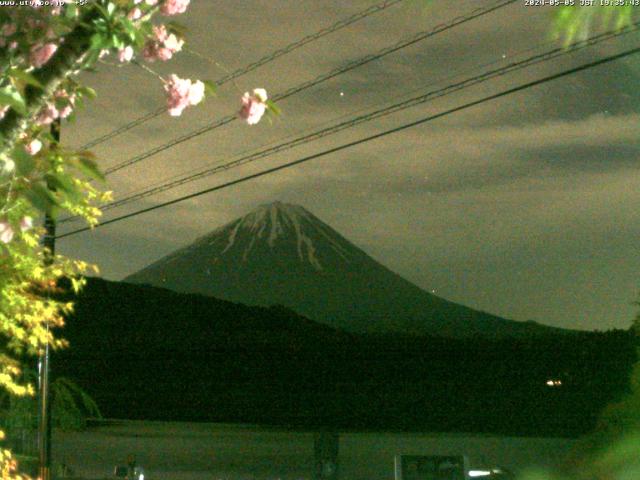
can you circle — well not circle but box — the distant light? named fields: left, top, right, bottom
left=546, top=379, right=562, bottom=387
left=139, top=475, right=144, bottom=480
left=339, top=92, right=345, bottom=97
left=469, top=471, right=492, bottom=478
left=501, top=53, right=506, bottom=59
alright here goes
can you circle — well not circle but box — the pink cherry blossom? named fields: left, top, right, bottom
left=142, top=43, right=158, bottom=61
left=34, top=90, right=75, bottom=125
left=252, top=88, right=268, bottom=102
left=143, top=44, right=173, bottom=62
left=2, top=24, right=16, bottom=37
left=20, top=217, right=33, bottom=232
left=160, top=0, right=190, bottom=16
left=164, top=74, right=204, bottom=116
left=58, top=107, right=73, bottom=119
left=165, top=75, right=190, bottom=116
left=188, top=81, right=205, bottom=105
left=30, top=43, right=58, bottom=68
left=36, top=104, right=58, bottom=126
left=143, top=26, right=183, bottom=62
left=153, top=25, right=169, bottom=43
left=127, top=7, right=142, bottom=20
left=54, top=90, right=76, bottom=119
left=164, top=33, right=184, bottom=53
left=0, top=222, right=14, bottom=244
left=118, top=46, right=134, bottom=63
left=26, top=139, right=42, bottom=155
left=147, top=0, right=159, bottom=4
left=239, top=89, right=268, bottom=125
left=156, top=47, right=174, bottom=61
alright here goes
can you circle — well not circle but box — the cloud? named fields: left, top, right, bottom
left=57, top=0, right=640, bottom=330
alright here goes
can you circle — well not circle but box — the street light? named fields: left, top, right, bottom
left=37, top=118, right=59, bottom=480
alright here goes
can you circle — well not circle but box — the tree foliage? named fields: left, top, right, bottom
left=554, top=3, right=636, bottom=46
left=0, top=1, right=237, bottom=478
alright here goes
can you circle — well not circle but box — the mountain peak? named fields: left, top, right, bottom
left=125, top=202, right=564, bottom=338
left=247, top=201, right=312, bottom=227
left=223, top=201, right=349, bottom=270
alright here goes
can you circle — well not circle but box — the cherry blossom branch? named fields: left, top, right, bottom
left=133, top=60, right=167, bottom=84
left=0, top=9, right=99, bottom=151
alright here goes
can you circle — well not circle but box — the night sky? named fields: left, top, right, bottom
left=57, top=0, right=640, bottom=332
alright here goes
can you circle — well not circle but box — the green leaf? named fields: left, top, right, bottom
left=166, top=21, right=188, bottom=37
left=65, top=2, right=79, bottom=19
left=81, top=50, right=102, bottom=70
left=77, top=86, right=97, bottom=100
left=12, top=147, right=36, bottom=177
left=76, top=155, right=105, bottom=182
left=111, top=33, right=123, bottom=49
left=130, top=26, right=146, bottom=48
left=54, top=96, right=69, bottom=111
left=39, top=131, right=55, bottom=144
left=23, top=183, right=58, bottom=214
left=0, top=86, right=27, bottom=116
left=601, top=6, right=614, bottom=28
left=44, top=173, right=75, bottom=195
left=8, top=68, right=43, bottom=89
left=89, top=33, right=106, bottom=52
left=49, top=204, right=61, bottom=221
left=265, top=99, right=281, bottom=116
left=119, top=18, right=139, bottom=42
left=203, top=80, right=217, bottom=97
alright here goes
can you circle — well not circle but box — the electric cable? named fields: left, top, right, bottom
left=56, top=45, right=640, bottom=239
left=101, top=0, right=519, bottom=175
left=57, top=23, right=639, bottom=221
left=78, top=0, right=408, bottom=150
left=96, top=34, right=566, bottom=208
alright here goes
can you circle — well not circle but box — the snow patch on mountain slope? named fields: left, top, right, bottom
left=216, top=202, right=352, bottom=270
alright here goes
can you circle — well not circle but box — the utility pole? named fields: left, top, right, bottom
left=38, top=118, right=59, bottom=480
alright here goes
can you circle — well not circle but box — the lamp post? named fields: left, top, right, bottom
left=38, top=118, right=59, bottom=480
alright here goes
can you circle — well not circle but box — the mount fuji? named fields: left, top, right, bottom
left=125, top=201, right=562, bottom=338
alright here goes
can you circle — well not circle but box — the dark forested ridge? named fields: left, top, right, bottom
left=54, top=277, right=637, bottom=437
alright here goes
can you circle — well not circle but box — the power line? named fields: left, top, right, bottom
left=213, top=0, right=406, bottom=85
left=56, top=45, right=640, bottom=240
left=95, top=34, right=565, bottom=210
left=59, top=0, right=531, bottom=223
left=101, top=0, right=519, bottom=175
left=78, top=0, right=407, bottom=151
left=59, top=23, right=639, bottom=220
